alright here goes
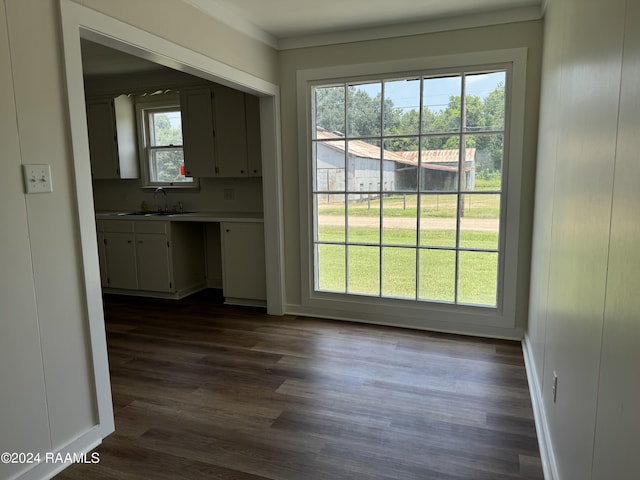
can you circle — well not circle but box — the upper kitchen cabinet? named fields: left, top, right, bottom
left=181, top=86, right=261, bottom=178
left=180, top=88, right=215, bottom=177
left=245, top=94, right=262, bottom=177
left=86, top=95, right=139, bottom=179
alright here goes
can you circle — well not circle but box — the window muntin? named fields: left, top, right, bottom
left=139, top=102, right=193, bottom=186
left=311, top=69, right=506, bottom=308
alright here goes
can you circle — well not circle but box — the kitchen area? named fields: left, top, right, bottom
left=83, top=39, right=267, bottom=307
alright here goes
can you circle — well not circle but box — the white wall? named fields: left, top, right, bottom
left=0, top=0, right=277, bottom=479
left=2, top=3, right=102, bottom=479
left=0, top=3, right=52, bottom=479
left=526, top=0, right=640, bottom=478
left=279, top=21, right=543, bottom=336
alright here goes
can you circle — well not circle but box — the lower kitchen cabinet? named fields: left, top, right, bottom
left=135, top=233, right=172, bottom=292
left=220, top=222, right=267, bottom=306
left=96, top=219, right=205, bottom=299
left=103, top=231, right=138, bottom=290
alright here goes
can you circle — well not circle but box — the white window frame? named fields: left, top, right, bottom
left=136, top=95, right=198, bottom=189
left=297, top=49, right=527, bottom=335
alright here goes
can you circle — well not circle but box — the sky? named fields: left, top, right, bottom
left=354, top=71, right=505, bottom=113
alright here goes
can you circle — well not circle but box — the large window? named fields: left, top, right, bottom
left=137, top=97, right=193, bottom=186
left=311, top=69, right=507, bottom=308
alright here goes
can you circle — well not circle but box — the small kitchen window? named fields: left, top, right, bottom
left=137, top=95, right=195, bottom=187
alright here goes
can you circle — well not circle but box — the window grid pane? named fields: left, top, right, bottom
left=347, top=245, right=380, bottom=296
left=312, top=68, right=506, bottom=308
left=149, top=109, right=183, bottom=147
left=149, top=147, right=190, bottom=183
left=317, top=244, right=346, bottom=292
left=143, top=105, right=188, bottom=184
left=382, top=247, right=417, bottom=299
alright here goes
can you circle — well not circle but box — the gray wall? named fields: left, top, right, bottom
left=526, top=0, right=640, bottom=478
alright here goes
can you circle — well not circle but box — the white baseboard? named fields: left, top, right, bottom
left=522, top=334, right=559, bottom=480
left=12, top=425, right=105, bottom=480
left=102, top=284, right=206, bottom=300
left=224, top=297, right=267, bottom=308
left=286, top=303, right=524, bottom=340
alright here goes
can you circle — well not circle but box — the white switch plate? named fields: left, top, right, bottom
left=23, top=164, right=53, bottom=194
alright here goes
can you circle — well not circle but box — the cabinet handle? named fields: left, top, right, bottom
left=226, top=229, right=230, bottom=233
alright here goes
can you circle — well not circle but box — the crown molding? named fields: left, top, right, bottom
left=278, top=6, right=544, bottom=50
left=182, top=1, right=544, bottom=51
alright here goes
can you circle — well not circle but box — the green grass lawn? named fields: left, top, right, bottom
left=316, top=225, right=498, bottom=306
left=314, top=194, right=501, bottom=306
left=319, top=225, right=498, bottom=250
left=318, top=193, right=501, bottom=219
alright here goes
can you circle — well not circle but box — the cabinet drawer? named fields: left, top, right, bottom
left=103, top=220, right=134, bottom=233
left=135, top=221, right=168, bottom=235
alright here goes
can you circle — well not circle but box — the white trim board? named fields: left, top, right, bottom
left=287, top=303, right=525, bottom=340
left=13, top=427, right=103, bottom=480
left=523, top=334, right=560, bottom=480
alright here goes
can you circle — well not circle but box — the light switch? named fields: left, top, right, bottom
left=23, top=164, right=53, bottom=194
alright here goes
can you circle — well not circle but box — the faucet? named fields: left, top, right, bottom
left=154, top=187, right=168, bottom=212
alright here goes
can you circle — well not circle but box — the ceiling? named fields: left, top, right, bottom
left=81, top=40, right=166, bottom=77
left=81, top=0, right=544, bottom=76
left=184, top=0, right=544, bottom=47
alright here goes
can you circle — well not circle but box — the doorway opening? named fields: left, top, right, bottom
left=59, top=0, right=284, bottom=443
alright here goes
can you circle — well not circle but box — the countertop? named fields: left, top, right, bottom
left=95, top=211, right=264, bottom=223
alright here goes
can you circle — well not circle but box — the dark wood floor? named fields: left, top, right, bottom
left=56, top=290, right=543, bottom=479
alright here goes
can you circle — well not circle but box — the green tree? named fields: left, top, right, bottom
left=153, top=112, right=182, bottom=145
left=152, top=112, right=185, bottom=182
left=347, top=88, right=383, bottom=137
left=480, top=82, right=505, bottom=172
left=315, top=86, right=345, bottom=134
left=385, top=108, right=420, bottom=151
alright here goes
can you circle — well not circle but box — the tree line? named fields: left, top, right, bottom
left=315, top=82, right=505, bottom=175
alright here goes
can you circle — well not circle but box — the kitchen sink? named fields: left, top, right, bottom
left=117, top=211, right=193, bottom=216
left=117, top=211, right=148, bottom=216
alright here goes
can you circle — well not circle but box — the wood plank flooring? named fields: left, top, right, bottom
left=56, top=290, right=543, bottom=479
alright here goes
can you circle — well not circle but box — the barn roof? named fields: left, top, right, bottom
left=315, top=127, right=474, bottom=171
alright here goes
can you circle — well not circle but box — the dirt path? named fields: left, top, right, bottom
left=317, top=215, right=499, bottom=231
